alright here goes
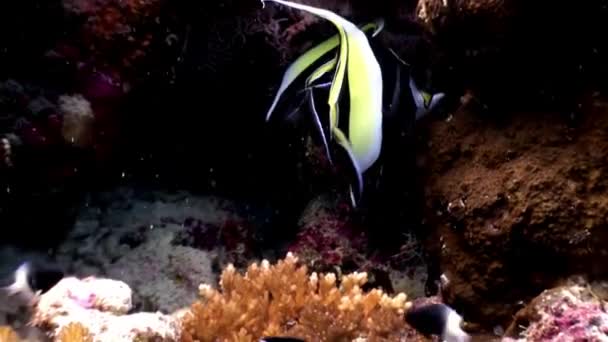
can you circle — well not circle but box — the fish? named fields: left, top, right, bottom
left=371, top=41, right=445, bottom=125
left=262, top=0, right=384, bottom=208
left=264, top=18, right=383, bottom=123
left=409, top=76, right=445, bottom=121
left=1, top=260, right=65, bottom=306
left=259, top=338, right=306, bottom=342
left=405, top=303, right=471, bottom=342
left=268, top=20, right=384, bottom=170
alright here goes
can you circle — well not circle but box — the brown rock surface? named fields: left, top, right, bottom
left=416, top=0, right=514, bottom=34
left=418, top=93, right=608, bottom=326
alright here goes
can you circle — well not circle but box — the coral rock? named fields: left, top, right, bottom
left=504, top=281, right=608, bottom=341
left=416, top=0, right=513, bottom=33
left=32, top=276, right=181, bottom=341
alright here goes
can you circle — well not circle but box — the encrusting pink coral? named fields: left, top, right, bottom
left=505, top=282, right=608, bottom=341
left=31, top=276, right=180, bottom=341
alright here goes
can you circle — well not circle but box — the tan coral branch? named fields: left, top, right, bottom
left=181, top=252, right=410, bottom=342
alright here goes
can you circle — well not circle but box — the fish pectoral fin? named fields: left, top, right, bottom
left=332, top=127, right=364, bottom=207
left=409, top=76, right=425, bottom=111
left=348, top=186, right=359, bottom=208
left=3, top=262, right=29, bottom=296
left=388, top=47, right=409, bottom=66
left=282, top=92, right=310, bottom=123
left=409, top=77, right=446, bottom=120
left=428, top=92, right=446, bottom=111
left=299, top=81, right=333, bottom=94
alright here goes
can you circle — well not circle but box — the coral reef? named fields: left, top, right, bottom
left=181, top=252, right=415, bottom=342
left=419, top=93, right=608, bottom=325
left=504, top=279, right=608, bottom=341
left=0, top=78, right=118, bottom=248
left=58, top=94, right=95, bottom=148
left=61, top=0, right=164, bottom=79
left=0, top=79, right=80, bottom=166
left=32, top=276, right=181, bottom=341
left=288, top=195, right=368, bottom=272
left=416, top=0, right=514, bottom=34
left=289, top=194, right=428, bottom=298
left=176, top=216, right=260, bottom=270
left=107, top=235, right=216, bottom=313
left=10, top=0, right=608, bottom=340
left=54, top=188, right=252, bottom=313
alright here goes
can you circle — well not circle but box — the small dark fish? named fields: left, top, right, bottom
left=1, top=260, right=64, bottom=305
left=259, top=337, right=306, bottom=342
left=405, top=303, right=470, bottom=342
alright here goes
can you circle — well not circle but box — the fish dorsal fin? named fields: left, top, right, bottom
left=409, top=77, right=445, bottom=120
left=263, top=5, right=383, bottom=122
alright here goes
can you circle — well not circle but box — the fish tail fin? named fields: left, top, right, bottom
left=428, top=92, right=446, bottom=112
left=444, top=307, right=471, bottom=342
left=409, top=76, right=446, bottom=120
left=349, top=186, right=358, bottom=208
left=4, top=262, right=29, bottom=295
left=2, top=262, right=37, bottom=304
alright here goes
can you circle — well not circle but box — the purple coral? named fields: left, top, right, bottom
left=68, top=287, right=98, bottom=309
left=523, top=289, right=608, bottom=342
left=176, top=216, right=257, bottom=267
left=288, top=196, right=367, bottom=270
left=539, top=302, right=607, bottom=341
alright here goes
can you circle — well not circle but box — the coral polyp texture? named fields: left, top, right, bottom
left=58, top=94, right=95, bottom=148
left=0, top=326, right=19, bottom=342
left=57, top=322, right=93, bottom=342
left=181, top=252, right=413, bottom=342
left=62, top=0, right=161, bottom=47
left=504, top=281, right=608, bottom=341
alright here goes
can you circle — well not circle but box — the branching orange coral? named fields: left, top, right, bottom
left=181, top=253, right=411, bottom=342
left=56, top=322, right=93, bottom=342
left=0, top=326, right=19, bottom=342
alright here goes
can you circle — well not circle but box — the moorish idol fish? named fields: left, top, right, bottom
left=262, top=0, right=383, bottom=207
left=262, top=0, right=444, bottom=207
left=260, top=338, right=306, bottom=342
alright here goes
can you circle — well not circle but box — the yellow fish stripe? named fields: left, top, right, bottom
left=304, top=21, right=383, bottom=91
left=263, top=10, right=381, bottom=122
left=262, top=0, right=384, bottom=206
